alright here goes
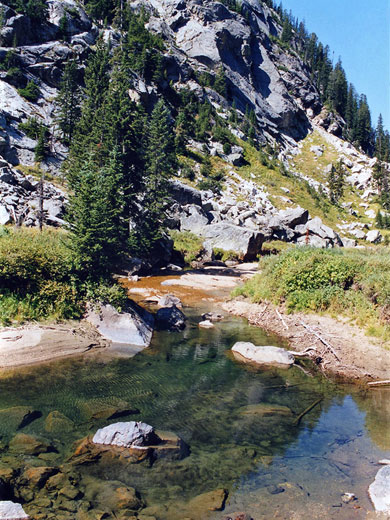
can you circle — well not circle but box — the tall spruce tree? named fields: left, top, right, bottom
left=67, top=149, right=127, bottom=278
left=56, top=59, right=81, bottom=145
left=132, top=100, right=177, bottom=253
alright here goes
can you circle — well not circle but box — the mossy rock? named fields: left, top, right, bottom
left=0, top=406, right=42, bottom=432
left=77, top=398, right=140, bottom=422
left=44, top=411, right=74, bottom=433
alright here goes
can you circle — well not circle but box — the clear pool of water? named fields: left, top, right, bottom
left=0, top=307, right=388, bottom=519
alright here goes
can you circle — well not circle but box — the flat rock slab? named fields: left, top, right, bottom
left=232, top=342, right=294, bottom=367
left=0, top=501, right=29, bottom=519
left=86, top=303, right=154, bottom=348
left=0, top=324, right=103, bottom=369
left=369, top=465, right=390, bottom=513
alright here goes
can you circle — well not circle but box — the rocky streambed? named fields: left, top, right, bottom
left=0, top=275, right=389, bottom=519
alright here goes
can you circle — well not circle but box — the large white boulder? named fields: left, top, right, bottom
left=92, top=421, right=155, bottom=448
left=366, top=230, right=382, bottom=243
left=86, top=303, right=154, bottom=348
left=232, top=342, right=294, bottom=367
left=368, top=465, right=390, bottom=513
left=0, top=501, right=29, bottom=520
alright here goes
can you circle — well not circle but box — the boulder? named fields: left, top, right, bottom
left=86, top=302, right=154, bottom=348
left=0, top=501, right=29, bottom=520
left=310, top=145, right=323, bottom=157
left=180, top=204, right=209, bottom=234
left=202, top=223, right=265, bottom=261
left=158, top=294, right=182, bottom=308
left=198, top=320, right=214, bottom=329
left=155, top=305, right=186, bottom=331
left=278, top=207, right=309, bottom=228
left=201, top=312, right=224, bottom=322
left=92, top=421, right=158, bottom=448
left=341, top=237, right=357, bottom=248
left=188, top=489, right=228, bottom=514
left=368, top=465, right=390, bottom=513
left=0, top=205, right=11, bottom=225
left=366, top=230, right=382, bottom=243
left=170, top=180, right=202, bottom=206
left=296, top=235, right=329, bottom=248
left=232, top=342, right=294, bottom=367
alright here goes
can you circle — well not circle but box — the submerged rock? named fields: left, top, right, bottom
left=368, top=465, right=390, bottom=513
left=44, top=411, right=74, bottom=433
left=232, top=342, right=294, bottom=367
left=0, top=407, right=41, bottom=431
left=239, top=403, right=293, bottom=417
left=0, top=501, right=29, bottom=519
left=86, top=302, right=154, bottom=348
left=158, top=294, right=182, bottom=308
left=78, top=398, right=139, bottom=422
left=188, top=488, right=228, bottom=514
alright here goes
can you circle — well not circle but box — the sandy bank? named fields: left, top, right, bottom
left=222, top=300, right=390, bottom=383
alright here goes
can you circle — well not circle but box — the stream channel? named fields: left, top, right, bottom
left=0, top=285, right=389, bottom=519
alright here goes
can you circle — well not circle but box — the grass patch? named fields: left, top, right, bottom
left=234, top=247, right=390, bottom=343
left=170, top=230, right=204, bottom=264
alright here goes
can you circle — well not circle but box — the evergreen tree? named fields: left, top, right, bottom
left=133, top=100, right=177, bottom=252
left=67, top=37, right=110, bottom=177
left=280, top=17, right=293, bottom=43
left=327, top=59, right=348, bottom=118
left=56, top=59, right=81, bottom=145
left=214, top=66, right=227, bottom=98
left=375, top=114, right=386, bottom=160
left=328, top=161, right=345, bottom=204
left=67, top=150, right=127, bottom=278
left=354, top=94, right=372, bottom=152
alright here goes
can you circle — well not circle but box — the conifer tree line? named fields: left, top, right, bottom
left=56, top=10, right=177, bottom=279
left=274, top=2, right=389, bottom=157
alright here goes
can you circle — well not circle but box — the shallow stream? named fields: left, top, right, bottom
left=0, top=304, right=389, bottom=519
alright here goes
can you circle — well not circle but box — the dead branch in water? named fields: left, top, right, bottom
left=288, top=346, right=317, bottom=358
left=276, top=309, right=289, bottom=330
left=293, top=397, right=323, bottom=426
left=367, top=380, right=390, bottom=387
left=300, top=320, right=340, bottom=362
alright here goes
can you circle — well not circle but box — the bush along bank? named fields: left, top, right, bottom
left=234, top=247, right=390, bottom=343
left=0, top=227, right=127, bottom=325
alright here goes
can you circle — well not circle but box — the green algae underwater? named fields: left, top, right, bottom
left=0, top=308, right=389, bottom=520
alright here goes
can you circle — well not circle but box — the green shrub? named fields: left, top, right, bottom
left=18, top=81, right=40, bottom=102
left=234, top=247, right=390, bottom=339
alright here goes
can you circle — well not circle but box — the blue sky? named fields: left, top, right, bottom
left=279, top=0, right=390, bottom=131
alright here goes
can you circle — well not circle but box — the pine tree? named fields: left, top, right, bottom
left=133, top=100, right=177, bottom=253
left=214, top=66, right=227, bottom=98
left=56, top=59, right=81, bottom=145
left=354, top=94, right=372, bottom=152
left=67, top=150, right=127, bottom=278
left=375, top=114, right=385, bottom=160
left=328, top=161, right=345, bottom=204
